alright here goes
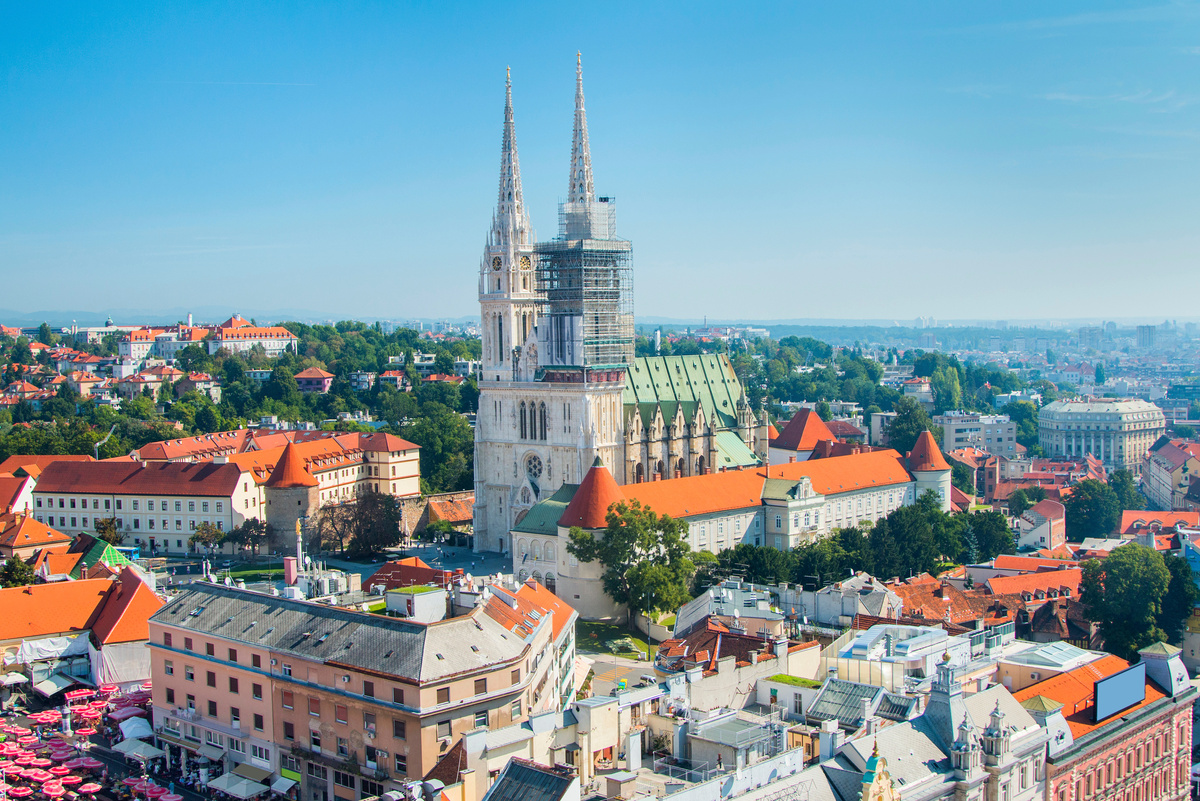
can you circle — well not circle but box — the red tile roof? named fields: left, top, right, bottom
left=1013, top=654, right=1164, bottom=738
left=1027, top=499, right=1066, bottom=521
left=89, top=567, right=164, bottom=645
left=265, top=442, right=319, bottom=488
left=765, top=449, right=914, bottom=494
left=0, top=475, right=31, bottom=512
left=484, top=579, right=578, bottom=643
left=624, top=468, right=765, bottom=520
left=984, top=567, right=1081, bottom=598
left=0, top=454, right=94, bottom=476
left=1120, top=510, right=1199, bottom=536
left=656, top=618, right=788, bottom=674
left=0, top=512, right=73, bottom=551
left=991, top=554, right=1078, bottom=571
left=294, top=367, right=334, bottom=379
left=0, top=579, right=113, bottom=641
left=427, top=495, right=474, bottom=525
left=907, top=430, right=951, bottom=472
left=559, top=459, right=625, bottom=529
left=366, top=557, right=458, bottom=591
left=770, top=409, right=836, bottom=451
left=33, top=460, right=244, bottom=497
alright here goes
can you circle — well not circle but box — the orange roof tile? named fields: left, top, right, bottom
left=624, top=468, right=765, bottom=519
left=0, top=454, right=94, bottom=476
left=0, top=579, right=113, bottom=641
left=1013, top=654, right=1165, bottom=738
left=907, top=430, right=951, bottom=472
left=1120, top=510, right=1199, bottom=536
left=265, top=442, right=319, bottom=488
left=984, top=568, right=1081, bottom=597
left=89, top=568, right=164, bottom=644
left=427, top=495, right=474, bottom=525
left=770, top=409, right=836, bottom=451
left=765, top=449, right=913, bottom=494
left=991, top=554, right=1078, bottom=571
left=559, top=458, right=624, bottom=529
left=294, top=367, right=334, bottom=379
left=0, top=512, right=73, bottom=551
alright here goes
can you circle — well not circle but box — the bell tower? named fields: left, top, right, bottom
left=479, top=68, right=539, bottom=382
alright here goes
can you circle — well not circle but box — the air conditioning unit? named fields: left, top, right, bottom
left=366, top=732, right=375, bottom=741
left=341, top=676, right=350, bottom=684
left=270, top=659, right=277, bottom=666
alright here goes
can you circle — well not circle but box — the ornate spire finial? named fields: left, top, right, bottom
left=568, top=52, right=594, bottom=204
left=492, top=66, right=529, bottom=248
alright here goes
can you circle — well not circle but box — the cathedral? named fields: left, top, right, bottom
left=472, top=57, right=768, bottom=554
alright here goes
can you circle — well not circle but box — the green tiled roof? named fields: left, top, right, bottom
left=714, top=430, right=760, bottom=468
left=512, top=484, right=578, bottom=536
left=624, top=355, right=745, bottom=430
left=72, top=539, right=133, bottom=579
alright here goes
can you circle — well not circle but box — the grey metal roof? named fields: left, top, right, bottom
left=482, top=760, right=575, bottom=801
left=876, top=693, right=919, bottom=722
left=806, top=679, right=882, bottom=728
left=839, top=717, right=953, bottom=793
left=153, top=583, right=527, bottom=683
left=820, top=764, right=865, bottom=801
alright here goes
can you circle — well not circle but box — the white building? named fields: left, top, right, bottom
left=1038, top=397, right=1165, bottom=474
left=934, top=411, right=1017, bottom=456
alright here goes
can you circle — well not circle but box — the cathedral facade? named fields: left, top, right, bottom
left=472, top=58, right=766, bottom=554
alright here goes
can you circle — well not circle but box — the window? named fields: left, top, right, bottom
left=511, top=699, right=521, bottom=718
left=393, top=687, right=404, bottom=704
left=307, top=763, right=326, bottom=780
left=216, top=502, right=223, bottom=512
left=309, top=697, right=321, bottom=717
left=228, top=677, right=239, bottom=694
left=474, top=678, right=487, bottom=695
left=166, top=688, right=175, bottom=705
left=186, top=694, right=195, bottom=711
left=333, top=771, right=354, bottom=789
left=252, top=683, right=262, bottom=700
left=474, top=710, right=488, bottom=728
left=202, top=502, right=209, bottom=513
left=250, top=744, right=269, bottom=762
left=363, top=712, right=375, bottom=736
left=228, top=648, right=237, bottom=663
left=437, top=687, right=450, bottom=704
left=230, top=707, right=240, bottom=727
left=228, top=739, right=244, bottom=754
left=392, top=719, right=406, bottom=740
left=362, top=680, right=374, bottom=698
left=335, top=705, right=348, bottom=724
left=281, top=691, right=293, bottom=709
left=189, top=501, right=195, bottom=512
left=310, top=730, right=321, bottom=751
left=133, top=500, right=139, bottom=511
left=207, top=700, right=217, bottom=717
left=437, top=720, right=451, bottom=739
left=281, top=663, right=292, bottom=677
left=394, top=754, right=407, bottom=775
left=206, top=671, right=216, bottom=688
left=164, top=660, right=174, bottom=676
left=184, top=637, right=192, bottom=651
left=252, top=654, right=261, bottom=668
left=184, top=666, right=194, bottom=682
left=253, top=713, right=263, bottom=732
left=283, top=722, right=294, bottom=741
left=116, top=500, right=121, bottom=510
left=362, top=780, right=384, bottom=798
left=175, top=501, right=182, bottom=512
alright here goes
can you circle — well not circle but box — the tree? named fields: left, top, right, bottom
left=228, top=519, right=270, bottom=557
left=93, top=517, right=124, bottom=545
left=969, top=510, right=1016, bottom=561
left=9, top=339, right=31, bottom=365
left=951, top=461, right=975, bottom=495
left=930, top=366, right=963, bottom=414
left=815, top=401, right=832, bottom=422
left=347, top=489, right=402, bottom=557
left=567, top=500, right=696, bottom=628
left=885, top=397, right=941, bottom=456
left=189, top=522, right=225, bottom=553
left=0, top=557, right=36, bottom=588
left=1080, top=544, right=1170, bottom=659
left=36, top=322, right=55, bottom=346
left=1107, top=470, right=1144, bottom=512
left=1008, top=489, right=1031, bottom=519
left=433, top=351, right=455, bottom=376
left=1094, top=363, right=1107, bottom=385
left=1064, top=479, right=1120, bottom=541
left=315, top=504, right=355, bottom=554
left=1158, top=553, right=1200, bottom=645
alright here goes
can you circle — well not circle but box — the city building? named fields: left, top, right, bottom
left=933, top=411, right=1017, bottom=457
left=472, top=61, right=767, bottom=554
left=1014, top=499, right=1067, bottom=552
left=117, top=316, right=298, bottom=363
left=148, top=582, right=576, bottom=801
left=1143, top=439, right=1200, bottom=510
left=1038, top=398, right=1165, bottom=474
left=294, top=367, right=334, bottom=394
left=0, top=511, right=73, bottom=560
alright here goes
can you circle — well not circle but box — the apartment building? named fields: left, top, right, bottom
left=31, top=461, right=261, bottom=552
left=148, top=582, right=576, bottom=801
left=934, top=411, right=1017, bottom=456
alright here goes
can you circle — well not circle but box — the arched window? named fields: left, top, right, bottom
left=532, top=541, right=542, bottom=561
left=635, top=463, right=645, bottom=483
left=697, top=455, right=706, bottom=475
left=532, top=571, right=542, bottom=583
left=545, top=573, right=557, bottom=594
left=518, top=569, right=528, bottom=581
left=677, top=459, right=685, bottom=478
left=546, top=543, right=556, bottom=563
left=517, top=539, right=528, bottom=558
left=656, top=460, right=665, bottom=478
left=539, top=403, right=547, bottom=440
left=519, top=402, right=527, bottom=439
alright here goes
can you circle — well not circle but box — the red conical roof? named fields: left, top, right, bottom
left=559, top=457, right=624, bottom=529
left=265, top=442, right=318, bottom=488
left=908, top=430, right=951, bottom=472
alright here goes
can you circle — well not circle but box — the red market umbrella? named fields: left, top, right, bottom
left=77, top=784, right=102, bottom=794
left=15, top=756, right=35, bottom=766
left=48, top=767, right=70, bottom=777
left=17, top=737, right=38, bottom=746
left=10, top=728, right=31, bottom=737
left=140, top=682, right=151, bottom=691
left=31, top=759, right=52, bottom=768
left=122, top=778, right=143, bottom=787
left=72, top=729, right=96, bottom=738
left=132, top=781, right=156, bottom=793
left=98, top=685, right=116, bottom=695
left=3, top=763, right=25, bottom=774
left=144, top=786, right=168, bottom=797
left=159, top=794, right=183, bottom=801
left=106, top=708, right=145, bottom=722
left=58, top=776, right=82, bottom=787
left=63, top=691, right=92, bottom=701
left=62, top=760, right=86, bottom=770
left=0, top=782, right=10, bottom=793
left=43, top=784, right=66, bottom=798
left=9, top=786, right=33, bottom=797
left=77, top=758, right=103, bottom=770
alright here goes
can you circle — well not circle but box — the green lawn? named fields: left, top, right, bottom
left=576, top=621, right=649, bottom=659
left=228, top=562, right=284, bottom=582
left=766, top=673, right=822, bottom=689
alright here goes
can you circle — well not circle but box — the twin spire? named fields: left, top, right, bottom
left=494, top=54, right=596, bottom=241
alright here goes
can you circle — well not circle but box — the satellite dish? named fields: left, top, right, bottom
left=305, top=556, right=312, bottom=567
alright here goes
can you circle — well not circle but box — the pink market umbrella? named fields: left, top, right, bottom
left=63, top=690, right=92, bottom=701
left=58, top=776, right=81, bottom=787
left=97, top=685, right=116, bottom=695
left=159, top=794, right=183, bottom=801
left=3, top=763, right=25, bottom=774
left=122, top=778, right=143, bottom=787
left=144, top=786, right=168, bottom=798
left=106, top=708, right=145, bottom=722
left=31, top=759, right=52, bottom=768
left=131, top=781, right=156, bottom=793
left=17, top=737, right=38, bottom=746
left=48, top=767, right=70, bottom=777
left=140, top=682, right=151, bottom=691
left=43, top=784, right=65, bottom=798
left=15, top=756, right=35, bottom=766
left=77, top=758, right=102, bottom=770
left=9, top=786, right=34, bottom=798
left=29, top=770, right=54, bottom=782
left=10, top=728, right=31, bottom=737
left=62, top=760, right=86, bottom=771
left=72, top=729, right=95, bottom=738
left=76, top=784, right=101, bottom=795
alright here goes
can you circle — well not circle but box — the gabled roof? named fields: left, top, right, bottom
left=427, top=495, right=474, bottom=525
left=907, top=430, right=950, bottom=472
left=294, top=367, right=334, bottom=380
left=1026, top=499, right=1066, bottom=522
left=89, top=568, right=164, bottom=645
left=34, top=460, right=244, bottom=497
left=558, top=458, right=623, bottom=529
left=771, top=409, right=836, bottom=451
left=0, top=454, right=94, bottom=476
left=0, top=512, right=73, bottom=551
left=624, top=467, right=765, bottom=520
left=984, top=568, right=1081, bottom=598
left=265, top=442, right=318, bottom=488
left=481, top=759, right=575, bottom=801
left=425, top=738, right=469, bottom=787
left=0, top=579, right=113, bottom=641
left=991, top=554, right=1078, bottom=571
left=765, top=449, right=913, bottom=494
left=623, top=354, right=746, bottom=430
left=365, top=557, right=458, bottom=591
left=0, top=475, right=32, bottom=511
left=1120, top=510, right=1199, bottom=536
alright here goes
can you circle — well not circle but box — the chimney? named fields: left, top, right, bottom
left=789, top=456, right=796, bottom=464
left=818, top=718, right=843, bottom=762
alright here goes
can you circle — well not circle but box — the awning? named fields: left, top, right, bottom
left=199, top=744, right=225, bottom=762
left=270, top=778, right=296, bottom=795
left=1, top=673, right=29, bottom=686
left=113, top=739, right=165, bottom=760
left=33, top=673, right=78, bottom=697
left=207, top=773, right=269, bottom=800
left=232, top=763, right=272, bottom=783
left=119, top=717, right=154, bottom=741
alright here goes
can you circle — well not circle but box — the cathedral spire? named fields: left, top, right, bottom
left=494, top=66, right=529, bottom=247
left=568, top=52, right=595, bottom=204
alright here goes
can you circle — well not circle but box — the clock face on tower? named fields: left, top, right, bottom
left=520, top=255, right=531, bottom=268
left=492, top=256, right=502, bottom=270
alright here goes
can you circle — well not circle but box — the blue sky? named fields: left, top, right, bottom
left=2, top=2, right=1198, bottom=323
